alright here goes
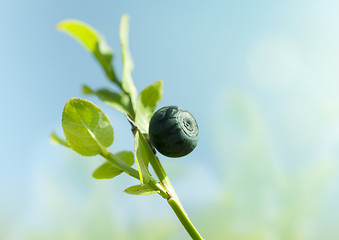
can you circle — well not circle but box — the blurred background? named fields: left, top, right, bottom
left=1, top=0, right=339, bottom=239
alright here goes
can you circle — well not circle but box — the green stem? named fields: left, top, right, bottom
left=101, top=152, right=139, bottom=179
left=101, top=151, right=168, bottom=199
left=129, top=127, right=204, bottom=239
left=146, top=145, right=204, bottom=239
left=152, top=181, right=169, bottom=199
left=168, top=197, right=204, bottom=240
left=106, top=65, right=122, bottom=89
left=149, top=155, right=178, bottom=198
left=106, top=65, right=135, bottom=119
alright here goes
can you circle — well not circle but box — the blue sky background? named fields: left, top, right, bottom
left=2, top=1, right=339, bottom=239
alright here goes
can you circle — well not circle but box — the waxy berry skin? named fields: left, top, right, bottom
left=148, top=106, right=199, bottom=158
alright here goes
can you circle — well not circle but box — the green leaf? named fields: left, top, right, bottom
left=82, top=85, right=94, bottom=94
left=135, top=80, right=163, bottom=133
left=123, top=184, right=159, bottom=195
left=50, top=131, right=70, bottom=148
left=120, top=14, right=137, bottom=105
left=62, top=98, right=113, bottom=156
left=57, top=20, right=119, bottom=85
left=92, top=151, right=134, bottom=179
left=134, top=131, right=152, bottom=185
left=82, top=85, right=134, bottom=117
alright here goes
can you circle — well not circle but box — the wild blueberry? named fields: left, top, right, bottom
left=148, top=106, right=199, bottom=158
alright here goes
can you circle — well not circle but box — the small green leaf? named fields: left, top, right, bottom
left=50, top=131, right=70, bottom=148
left=92, top=151, right=134, bottom=179
left=82, top=85, right=134, bottom=117
left=134, top=131, right=152, bottom=185
left=135, top=80, right=163, bottom=133
left=138, top=130, right=156, bottom=168
left=120, top=14, right=137, bottom=105
left=57, top=20, right=119, bottom=85
left=82, top=85, right=94, bottom=94
left=62, top=98, right=113, bottom=156
left=124, top=184, right=159, bottom=195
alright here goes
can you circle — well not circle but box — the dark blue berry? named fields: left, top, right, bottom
left=148, top=106, right=199, bottom=158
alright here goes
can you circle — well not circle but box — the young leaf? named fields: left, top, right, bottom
left=124, top=184, right=159, bottom=195
left=50, top=131, right=70, bottom=148
left=134, top=131, right=152, bottom=185
left=57, top=20, right=119, bottom=85
left=62, top=98, right=113, bottom=156
left=92, top=151, right=134, bottom=179
left=120, top=14, right=137, bottom=105
left=136, top=129, right=173, bottom=188
left=135, top=80, right=163, bottom=133
left=82, top=85, right=134, bottom=118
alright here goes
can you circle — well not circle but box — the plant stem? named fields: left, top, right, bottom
left=168, top=197, right=204, bottom=240
left=106, top=66, right=135, bottom=119
left=147, top=147, right=204, bottom=239
left=101, top=152, right=139, bottom=179
left=149, top=155, right=178, bottom=198
left=101, top=151, right=168, bottom=199
left=106, top=66, right=122, bottom=89
left=152, top=182, right=169, bottom=199
left=131, top=127, right=204, bottom=239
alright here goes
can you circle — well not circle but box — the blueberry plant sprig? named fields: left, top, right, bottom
left=51, top=15, right=204, bottom=240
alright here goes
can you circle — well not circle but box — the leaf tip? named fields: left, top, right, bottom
left=82, top=85, right=94, bottom=94
left=156, top=79, right=163, bottom=89
left=92, top=171, right=101, bottom=179
left=56, top=19, right=72, bottom=31
left=121, top=14, right=130, bottom=21
left=50, top=131, right=58, bottom=144
left=55, top=22, right=63, bottom=30
left=50, top=131, right=70, bottom=148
